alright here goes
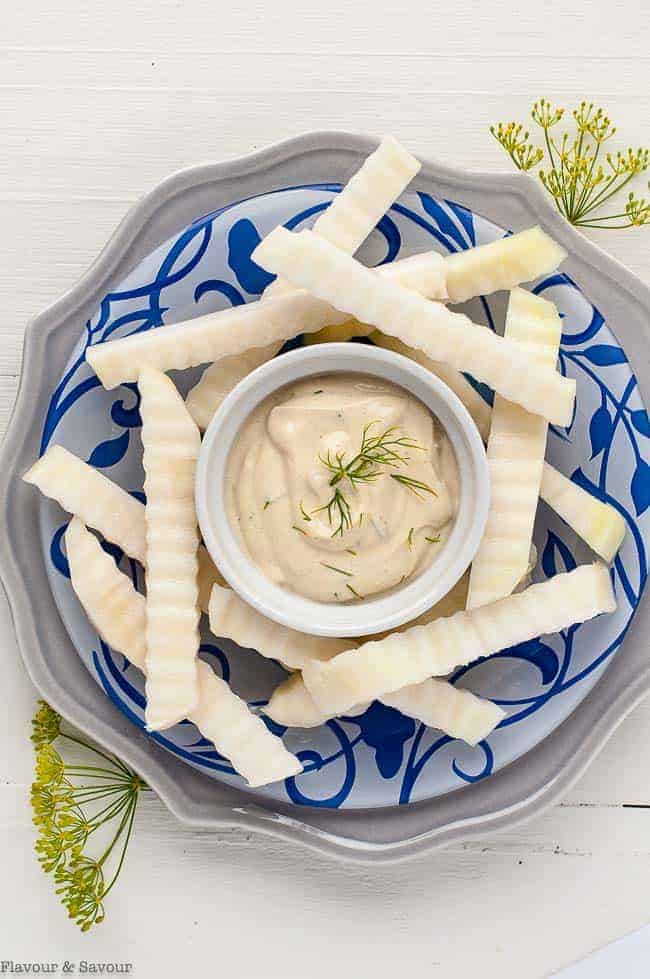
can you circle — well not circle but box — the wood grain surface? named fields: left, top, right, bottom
left=2, top=1, right=650, bottom=974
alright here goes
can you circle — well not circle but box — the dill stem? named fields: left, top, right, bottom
left=102, top=801, right=137, bottom=900
left=102, top=799, right=138, bottom=899
left=575, top=219, right=635, bottom=229
left=66, top=781, right=127, bottom=795
left=87, top=793, right=133, bottom=830
left=70, top=781, right=131, bottom=798
left=64, top=766, right=133, bottom=780
left=578, top=170, right=636, bottom=217
left=543, top=129, right=569, bottom=216
left=574, top=139, right=602, bottom=217
left=70, top=786, right=129, bottom=807
left=577, top=210, right=630, bottom=222
left=552, top=133, right=573, bottom=216
left=569, top=126, right=588, bottom=216
left=98, top=795, right=136, bottom=871
left=60, top=733, right=132, bottom=776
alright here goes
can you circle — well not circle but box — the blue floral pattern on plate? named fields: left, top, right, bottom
left=36, top=185, right=650, bottom=809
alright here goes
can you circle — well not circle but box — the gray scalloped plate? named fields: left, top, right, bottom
left=2, top=132, right=650, bottom=862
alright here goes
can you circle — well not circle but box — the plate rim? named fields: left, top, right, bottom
left=2, top=130, right=650, bottom=863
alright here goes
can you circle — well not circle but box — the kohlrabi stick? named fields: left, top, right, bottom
left=539, top=463, right=626, bottom=563
left=252, top=227, right=575, bottom=426
left=65, top=518, right=301, bottom=786
left=24, top=445, right=224, bottom=611
left=139, top=368, right=201, bottom=730
left=186, top=135, right=420, bottom=426
left=208, top=584, right=352, bottom=670
left=467, top=289, right=562, bottom=608
left=301, top=564, right=616, bottom=716
left=266, top=672, right=504, bottom=746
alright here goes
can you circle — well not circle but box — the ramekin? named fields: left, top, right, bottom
left=196, top=343, right=489, bottom=637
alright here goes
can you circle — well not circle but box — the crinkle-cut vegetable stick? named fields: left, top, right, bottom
left=267, top=134, right=421, bottom=297
left=444, top=226, right=568, bottom=305
left=304, top=318, right=374, bottom=346
left=252, top=228, right=576, bottom=425
left=266, top=673, right=330, bottom=728
left=540, top=463, right=626, bottom=563
left=197, top=545, right=226, bottom=612
left=185, top=136, right=421, bottom=424
left=366, top=571, right=470, bottom=644
left=389, top=546, right=531, bottom=640
left=87, top=291, right=346, bottom=389
left=382, top=682, right=505, bottom=745
left=186, top=345, right=278, bottom=429
left=296, top=249, right=454, bottom=348
left=266, top=672, right=503, bottom=745
left=370, top=331, right=492, bottom=442
left=139, top=368, right=201, bottom=730
left=190, top=660, right=301, bottom=786
left=467, top=289, right=562, bottom=609
left=65, top=518, right=301, bottom=786
left=66, top=517, right=147, bottom=668
left=312, top=226, right=565, bottom=345
left=23, top=444, right=223, bottom=612
left=208, top=584, right=351, bottom=670
left=266, top=674, right=369, bottom=728
left=297, top=134, right=420, bottom=258
left=317, top=225, right=566, bottom=346
left=302, top=563, right=615, bottom=717
left=87, top=250, right=448, bottom=390
left=369, top=338, right=626, bottom=563
left=306, top=249, right=452, bottom=347
left=24, top=444, right=147, bottom=564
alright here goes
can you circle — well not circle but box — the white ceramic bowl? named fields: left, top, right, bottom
left=196, top=343, right=489, bottom=637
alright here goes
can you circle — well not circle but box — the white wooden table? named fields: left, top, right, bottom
left=3, top=1, right=650, bottom=974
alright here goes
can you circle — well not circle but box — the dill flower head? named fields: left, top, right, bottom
left=491, top=99, right=649, bottom=229
left=35, top=743, right=66, bottom=788
left=31, top=700, right=61, bottom=750
left=28, top=700, right=147, bottom=932
left=55, top=854, right=106, bottom=932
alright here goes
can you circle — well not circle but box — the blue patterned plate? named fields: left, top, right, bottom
left=37, top=184, right=649, bottom=810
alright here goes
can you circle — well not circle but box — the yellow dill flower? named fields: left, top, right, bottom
left=29, top=700, right=147, bottom=932
left=491, top=99, right=649, bottom=229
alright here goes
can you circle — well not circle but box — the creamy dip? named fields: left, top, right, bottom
left=225, top=374, right=459, bottom=603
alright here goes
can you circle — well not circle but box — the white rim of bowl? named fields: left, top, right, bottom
left=196, top=343, right=489, bottom=637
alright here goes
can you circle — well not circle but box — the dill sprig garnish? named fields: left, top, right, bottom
left=320, top=562, right=354, bottom=577
left=491, top=100, right=650, bottom=228
left=292, top=524, right=307, bottom=535
left=30, top=701, right=147, bottom=932
left=314, top=422, right=429, bottom=537
left=346, top=583, right=364, bottom=599
left=407, top=527, right=415, bottom=549
left=320, top=421, right=422, bottom=488
left=390, top=473, right=437, bottom=499
left=299, top=501, right=312, bottom=522
left=425, top=534, right=441, bottom=544
left=312, top=487, right=353, bottom=537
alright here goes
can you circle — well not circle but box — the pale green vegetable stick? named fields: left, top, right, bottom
left=302, top=564, right=616, bottom=717
left=266, top=672, right=504, bottom=746
left=467, top=289, right=562, bottom=608
left=252, top=227, right=576, bottom=425
left=23, top=444, right=224, bottom=611
left=65, top=518, right=301, bottom=786
left=187, top=133, right=421, bottom=426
